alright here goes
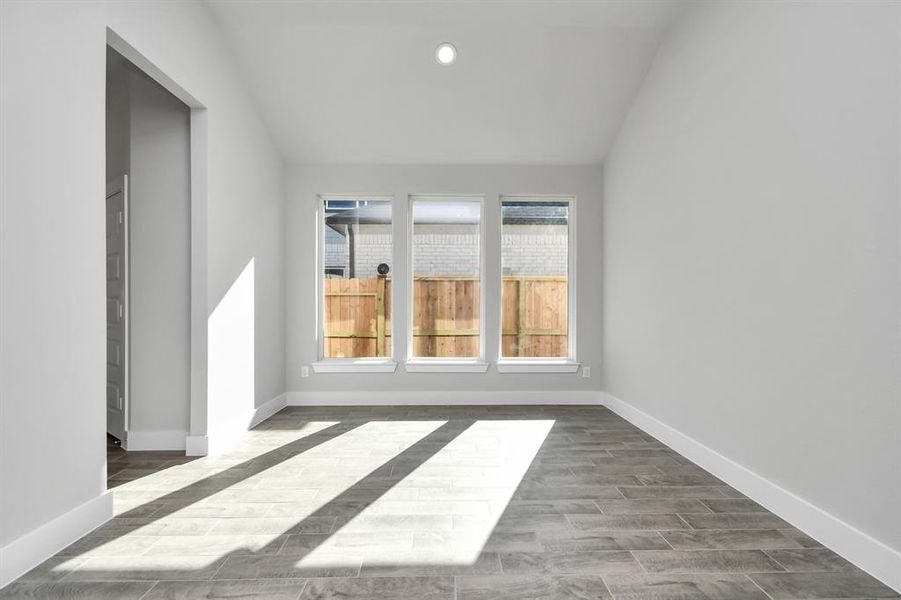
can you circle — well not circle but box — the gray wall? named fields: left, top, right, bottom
left=604, top=0, right=901, bottom=555
left=0, top=0, right=284, bottom=564
left=105, top=50, right=130, bottom=181
left=287, top=164, right=602, bottom=394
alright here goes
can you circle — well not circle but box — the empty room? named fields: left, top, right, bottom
left=0, top=1, right=899, bottom=599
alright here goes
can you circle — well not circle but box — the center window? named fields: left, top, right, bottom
left=410, top=195, right=484, bottom=359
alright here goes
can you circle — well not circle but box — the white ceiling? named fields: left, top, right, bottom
left=207, top=1, right=684, bottom=165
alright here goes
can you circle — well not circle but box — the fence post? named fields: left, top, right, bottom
left=376, top=276, right=387, bottom=357
left=517, top=278, right=527, bottom=357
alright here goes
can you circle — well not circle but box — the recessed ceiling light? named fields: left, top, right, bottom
left=435, top=42, right=457, bottom=66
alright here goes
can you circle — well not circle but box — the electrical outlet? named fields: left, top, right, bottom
left=582, top=366, right=591, bottom=378
left=301, top=366, right=310, bottom=378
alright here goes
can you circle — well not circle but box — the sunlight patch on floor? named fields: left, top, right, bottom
left=79, top=420, right=448, bottom=569
left=297, top=419, right=555, bottom=567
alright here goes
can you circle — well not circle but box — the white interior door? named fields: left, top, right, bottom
left=106, top=175, right=129, bottom=441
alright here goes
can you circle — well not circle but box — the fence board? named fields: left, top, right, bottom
left=324, top=276, right=566, bottom=359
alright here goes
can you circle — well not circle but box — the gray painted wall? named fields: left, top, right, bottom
left=124, top=66, right=192, bottom=437
left=287, top=164, right=603, bottom=393
left=105, top=50, right=130, bottom=181
left=0, top=0, right=284, bottom=554
left=604, top=0, right=901, bottom=553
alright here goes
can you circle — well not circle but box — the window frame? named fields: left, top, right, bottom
left=313, top=194, right=398, bottom=373
left=405, top=194, right=488, bottom=372
left=495, top=195, right=578, bottom=372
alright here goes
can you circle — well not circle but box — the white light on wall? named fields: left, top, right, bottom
left=435, top=43, right=457, bottom=66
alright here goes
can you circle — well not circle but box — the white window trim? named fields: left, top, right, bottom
left=496, top=195, right=577, bottom=366
left=405, top=359, right=490, bottom=373
left=495, top=359, right=580, bottom=373
left=315, top=194, right=396, bottom=369
left=312, top=359, right=398, bottom=374
left=407, top=194, right=487, bottom=364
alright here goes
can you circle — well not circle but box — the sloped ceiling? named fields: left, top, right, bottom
left=207, top=0, right=684, bottom=165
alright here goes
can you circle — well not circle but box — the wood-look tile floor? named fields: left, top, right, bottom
left=2, top=406, right=897, bottom=599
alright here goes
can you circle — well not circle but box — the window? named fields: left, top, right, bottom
left=409, top=195, right=484, bottom=360
left=318, top=196, right=393, bottom=360
left=500, top=196, right=574, bottom=359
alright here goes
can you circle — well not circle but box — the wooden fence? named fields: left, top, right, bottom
left=324, top=276, right=567, bottom=358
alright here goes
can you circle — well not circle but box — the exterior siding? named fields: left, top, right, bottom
left=324, top=224, right=567, bottom=278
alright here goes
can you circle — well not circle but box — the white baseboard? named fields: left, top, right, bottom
left=286, top=389, right=603, bottom=406
left=0, top=491, right=112, bottom=589
left=205, top=393, right=288, bottom=454
left=250, top=393, right=288, bottom=427
left=184, top=434, right=208, bottom=456
left=602, top=392, right=901, bottom=593
left=124, top=430, right=187, bottom=451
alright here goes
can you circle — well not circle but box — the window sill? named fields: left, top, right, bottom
left=495, top=360, right=581, bottom=373
left=311, top=360, right=398, bottom=374
left=404, top=360, right=490, bottom=373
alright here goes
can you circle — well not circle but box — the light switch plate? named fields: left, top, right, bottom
left=301, top=366, right=310, bottom=378
left=582, top=366, right=591, bottom=378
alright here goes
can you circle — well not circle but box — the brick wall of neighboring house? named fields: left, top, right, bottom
left=324, top=227, right=348, bottom=275
left=324, top=223, right=567, bottom=278
left=501, top=226, right=568, bottom=276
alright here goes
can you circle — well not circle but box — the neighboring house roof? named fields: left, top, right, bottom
left=325, top=202, right=567, bottom=232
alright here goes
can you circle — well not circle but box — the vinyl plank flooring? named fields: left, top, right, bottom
left=485, top=513, right=571, bottom=533
left=778, top=528, right=825, bottom=548
left=0, top=581, right=156, bottom=599
left=359, top=552, right=502, bottom=577
left=765, top=548, right=860, bottom=572
left=299, top=576, right=454, bottom=600
left=595, top=498, right=712, bottom=515
left=63, top=556, right=226, bottom=581
left=603, top=573, right=771, bottom=599
left=413, top=531, right=541, bottom=553
left=142, top=534, right=288, bottom=556
left=56, top=535, right=161, bottom=558
left=209, top=516, right=337, bottom=535
left=567, top=513, right=689, bottom=531
left=481, top=531, right=544, bottom=552
left=635, top=472, right=724, bottom=486
left=661, top=529, right=804, bottom=550
left=497, top=500, right=601, bottom=517
left=700, top=498, right=767, bottom=513
left=456, top=575, right=612, bottom=600
left=143, top=579, right=308, bottom=599
left=92, top=517, right=217, bottom=537
left=498, top=550, right=641, bottom=575
left=537, top=531, right=671, bottom=552
left=2, top=407, right=893, bottom=600
left=516, top=484, right=624, bottom=501
left=618, top=485, right=735, bottom=499
left=680, top=513, right=792, bottom=530
left=13, top=557, right=86, bottom=582
left=632, top=549, right=785, bottom=573
left=749, top=572, right=900, bottom=598
left=213, top=555, right=360, bottom=579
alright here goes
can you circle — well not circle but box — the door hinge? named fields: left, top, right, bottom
left=118, top=396, right=123, bottom=410
left=118, top=304, right=124, bottom=319
left=119, top=211, right=123, bottom=225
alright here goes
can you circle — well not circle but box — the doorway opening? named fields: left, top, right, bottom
left=105, top=46, right=192, bottom=455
